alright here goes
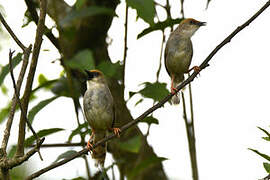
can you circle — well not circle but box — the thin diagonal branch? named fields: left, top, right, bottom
left=27, top=142, right=86, bottom=148
left=0, top=13, right=26, bottom=51
left=26, top=1, right=270, bottom=178
left=16, top=0, right=47, bottom=158
left=1, top=45, right=31, bottom=154
left=8, top=50, right=43, bottom=161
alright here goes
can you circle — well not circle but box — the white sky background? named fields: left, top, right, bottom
left=0, top=0, right=270, bottom=179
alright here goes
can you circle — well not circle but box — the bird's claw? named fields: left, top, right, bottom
left=87, top=140, right=96, bottom=153
left=188, top=66, right=201, bottom=75
left=170, top=87, right=178, bottom=95
left=112, top=128, right=121, bottom=137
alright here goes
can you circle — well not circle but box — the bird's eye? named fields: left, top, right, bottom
left=189, top=20, right=194, bottom=25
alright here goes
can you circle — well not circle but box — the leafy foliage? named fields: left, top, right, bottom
left=0, top=102, right=11, bottom=123
left=139, top=82, right=170, bottom=102
left=126, top=0, right=155, bottom=25
left=118, top=135, right=141, bottom=153
left=97, top=61, right=123, bottom=80
left=250, top=127, right=270, bottom=174
left=140, top=115, right=159, bottom=125
left=28, top=96, right=59, bottom=124
left=64, top=49, right=95, bottom=72
left=68, top=122, right=90, bottom=142
left=25, top=128, right=64, bottom=146
left=54, top=150, right=78, bottom=163
left=128, top=156, right=167, bottom=178
left=137, top=18, right=183, bottom=39
left=60, top=6, right=116, bottom=26
left=0, top=53, right=22, bottom=86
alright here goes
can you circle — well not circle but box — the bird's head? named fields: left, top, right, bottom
left=85, top=69, right=106, bottom=87
left=177, top=18, right=206, bottom=38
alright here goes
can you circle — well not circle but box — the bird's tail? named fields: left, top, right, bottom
left=91, top=131, right=107, bottom=167
left=172, top=77, right=184, bottom=105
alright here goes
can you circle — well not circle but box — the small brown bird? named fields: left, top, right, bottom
left=164, top=18, right=206, bottom=104
left=83, top=70, right=120, bottom=167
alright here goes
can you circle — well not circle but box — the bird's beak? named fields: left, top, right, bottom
left=198, top=21, right=206, bottom=26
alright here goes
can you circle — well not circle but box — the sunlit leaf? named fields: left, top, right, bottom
left=118, top=135, right=141, bottom=153
left=64, top=49, right=95, bottom=72
left=249, top=148, right=270, bottom=161
left=258, top=126, right=270, bottom=137
left=60, top=6, right=116, bottom=26
left=139, top=82, right=170, bottom=102
left=38, top=74, right=48, bottom=86
left=1, top=84, right=8, bottom=95
left=75, top=0, right=86, bottom=9
left=140, top=116, right=159, bottom=125
left=127, top=0, right=155, bottom=25
left=97, top=61, right=123, bottom=80
left=0, top=102, right=11, bottom=124
left=25, top=128, right=64, bottom=146
left=54, top=150, right=77, bottom=163
left=0, top=53, right=23, bottom=86
left=68, top=122, right=90, bottom=142
left=137, top=18, right=183, bottom=39
left=263, top=162, right=270, bottom=173
left=128, top=156, right=167, bottom=178
left=28, top=96, right=59, bottom=124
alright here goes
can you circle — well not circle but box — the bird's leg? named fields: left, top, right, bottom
left=170, top=75, right=178, bottom=95
left=110, top=128, right=121, bottom=138
left=87, top=130, right=96, bottom=153
left=187, top=66, right=201, bottom=74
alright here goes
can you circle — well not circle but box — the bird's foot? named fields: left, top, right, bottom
left=188, top=66, right=201, bottom=75
left=87, top=139, right=96, bottom=153
left=170, top=87, right=178, bottom=95
left=112, top=128, right=121, bottom=138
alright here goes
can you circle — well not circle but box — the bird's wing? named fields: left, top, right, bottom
left=164, top=41, right=171, bottom=77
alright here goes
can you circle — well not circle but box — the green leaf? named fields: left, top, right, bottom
left=75, top=0, right=86, bottom=9
left=139, top=82, right=170, bottom=102
left=28, top=96, right=59, bottom=124
left=51, top=76, right=81, bottom=98
left=8, top=145, right=16, bottom=158
left=249, top=148, right=270, bottom=161
left=97, top=61, right=123, bottom=80
left=0, top=102, right=12, bottom=124
left=54, top=150, right=77, bottom=163
left=118, top=135, right=141, bottom=153
left=262, top=137, right=270, bottom=141
left=263, top=162, right=270, bottom=173
left=0, top=53, right=23, bottom=86
left=25, top=128, right=64, bottom=146
left=70, top=177, right=87, bottom=180
left=140, top=116, right=159, bottom=125
left=68, top=122, right=90, bottom=142
left=258, top=126, right=270, bottom=137
left=60, top=6, right=116, bottom=26
left=135, top=98, right=143, bottom=106
left=65, top=49, right=95, bottom=72
left=129, top=91, right=137, bottom=99
left=128, top=156, right=167, bottom=178
left=38, top=74, right=48, bottom=85
left=137, top=18, right=183, bottom=39
left=127, top=0, right=155, bottom=25
left=32, top=79, right=58, bottom=93
left=1, top=85, right=8, bottom=95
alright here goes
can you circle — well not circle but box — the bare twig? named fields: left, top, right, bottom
left=27, top=142, right=86, bottom=148
left=16, top=0, right=47, bottom=158
left=156, top=31, right=166, bottom=81
left=1, top=45, right=32, bottom=154
left=122, top=3, right=128, bottom=85
left=25, top=1, right=270, bottom=178
left=0, top=13, right=26, bottom=51
left=180, top=0, right=185, bottom=17
left=8, top=50, right=43, bottom=161
left=0, top=138, right=45, bottom=169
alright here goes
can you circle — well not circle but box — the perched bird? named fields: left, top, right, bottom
left=83, top=70, right=120, bottom=167
left=164, top=18, right=206, bottom=104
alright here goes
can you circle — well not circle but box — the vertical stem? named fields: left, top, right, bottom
left=122, top=3, right=128, bottom=86
left=181, top=91, right=198, bottom=180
